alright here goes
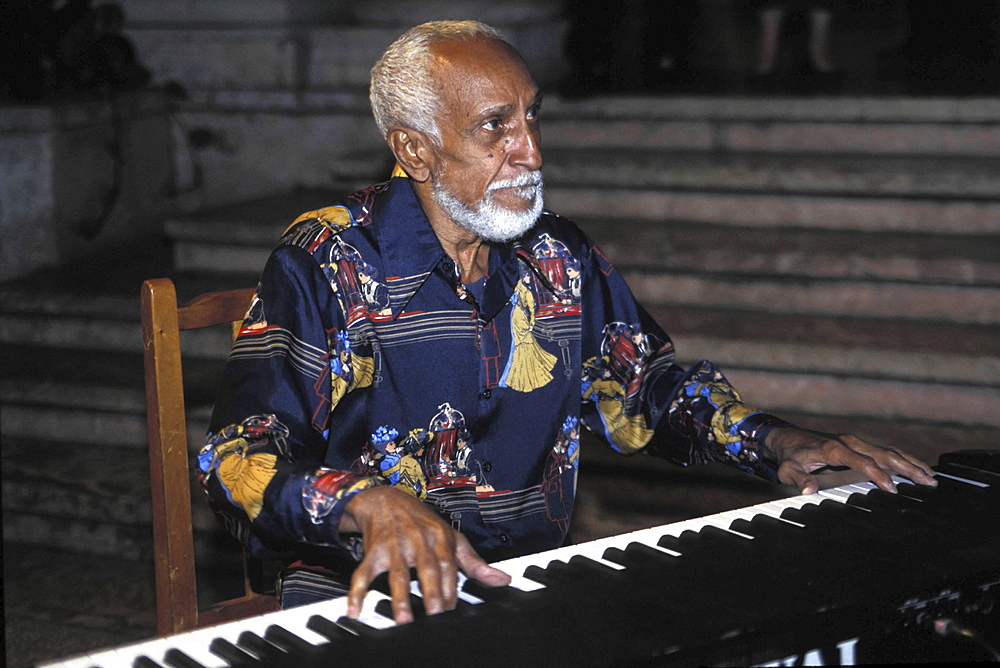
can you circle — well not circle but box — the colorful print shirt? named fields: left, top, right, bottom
left=201, top=172, right=791, bottom=568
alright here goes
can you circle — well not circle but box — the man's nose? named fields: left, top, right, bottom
left=510, top=123, right=542, bottom=171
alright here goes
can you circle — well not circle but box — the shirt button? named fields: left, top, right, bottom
left=442, top=259, right=455, bottom=273
left=498, top=533, right=509, bottom=543
left=482, top=461, right=492, bottom=473
left=480, top=389, right=491, bottom=400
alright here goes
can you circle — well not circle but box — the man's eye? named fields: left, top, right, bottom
left=482, top=118, right=501, bottom=131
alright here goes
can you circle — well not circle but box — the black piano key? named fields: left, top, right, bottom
left=729, top=513, right=796, bottom=539
left=681, top=526, right=753, bottom=553
left=374, top=594, right=424, bottom=620
left=938, top=448, right=1000, bottom=474
left=657, top=533, right=682, bottom=554
left=523, top=561, right=573, bottom=587
left=599, top=546, right=631, bottom=568
left=847, top=489, right=953, bottom=530
left=461, top=578, right=530, bottom=604
left=307, top=613, right=358, bottom=641
left=907, top=475, right=990, bottom=503
left=565, top=554, right=623, bottom=579
left=657, top=527, right=751, bottom=560
left=208, top=637, right=258, bottom=667
left=779, top=503, right=881, bottom=553
left=366, top=569, right=420, bottom=597
left=334, top=614, right=381, bottom=637
left=782, top=499, right=869, bottom=532
left=162, top=648, right=207, bottom=668
left=935, top=462, right=998, bottom=485
left=264, top=624, right=318, bottom=654
left=236, top=630, right=287, bottom=663
left=134, top=657, right=165, bottom=668
left=375, top=598, right=394, bottom=619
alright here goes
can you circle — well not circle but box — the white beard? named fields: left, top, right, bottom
left=433, top=171, right=544, bottom=243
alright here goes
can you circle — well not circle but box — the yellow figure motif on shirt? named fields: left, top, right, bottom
left=217, top=447, right=277, bottom=522
left=704, top=383, right=759, bottom=446
left=200, top=415, right=289, bottom=522
left=582, top=363, right=654, bottom=453
left=283, top=205, right=353, bottom=236
left=500, top=273, right=557, bottom=392
left=331, top=352, right=375, bottom=407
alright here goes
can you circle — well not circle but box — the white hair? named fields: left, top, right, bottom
left=370, top=20, right=504, bottom=143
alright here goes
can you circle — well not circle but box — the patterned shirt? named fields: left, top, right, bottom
left=200, top=171, right=790, bottom=573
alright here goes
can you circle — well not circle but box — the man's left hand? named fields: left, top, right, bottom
left=764, top=426, right=938, bottom=495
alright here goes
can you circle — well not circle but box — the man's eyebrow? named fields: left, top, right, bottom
left=477, top=92, right=544, bottom=119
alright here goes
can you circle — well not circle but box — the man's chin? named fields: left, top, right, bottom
left=468, top=215, right=537, bottom=243
left=434, top=179, right=543, bottom=243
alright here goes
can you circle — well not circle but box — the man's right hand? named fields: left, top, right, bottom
left=341, top=485, right=512, bottom=624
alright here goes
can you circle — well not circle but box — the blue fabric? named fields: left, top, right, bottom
left=199, top=174, right=790, bottom=595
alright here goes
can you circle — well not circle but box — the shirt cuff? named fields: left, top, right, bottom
left=300, top=469, right=384, bottom=547
left=727, top=412, right=796, bottom=483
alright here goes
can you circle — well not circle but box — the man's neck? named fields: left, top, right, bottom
left=435, top=222, right=489, bottom=284
left=415, top=182, right=490, bottom=283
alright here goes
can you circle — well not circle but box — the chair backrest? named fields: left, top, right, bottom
left=141, top=277, right=279, bottom=637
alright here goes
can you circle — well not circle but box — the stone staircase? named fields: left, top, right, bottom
left=3, top=95, right=1000, bottom=581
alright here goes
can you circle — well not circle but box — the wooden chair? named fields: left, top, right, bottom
left=141, top=277, right=279, bottom=636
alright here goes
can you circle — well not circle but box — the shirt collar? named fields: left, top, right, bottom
left=371, top=170, right=524, bottom=323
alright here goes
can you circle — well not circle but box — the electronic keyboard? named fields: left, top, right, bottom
left=42, top=449, right=1000, bottom=667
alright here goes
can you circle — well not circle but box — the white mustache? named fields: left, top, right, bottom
left=489, top=172, right=543, bottom=193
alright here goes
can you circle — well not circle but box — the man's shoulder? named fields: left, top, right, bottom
left=281, top=204, right=355, bottom=250
left=278, top=182, right=389, bottom=252
left=530, top=210, right=591, bottom=249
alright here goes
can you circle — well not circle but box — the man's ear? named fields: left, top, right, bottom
left=386, top=127, right=433, bottom=183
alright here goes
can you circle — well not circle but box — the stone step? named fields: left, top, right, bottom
left=0, top=380, right=215, bottom=448
left=6, top=260, right=997, bottom=356
left=540, top=115, right=1000, bottom=157
left=543, top=96, right=1000, bottom=125
left=3, top=301, right=997, bottom=438
left=1, top=435, right=235, bottom=562
left=544, top=149, right=1000, bottom=199
left=164, top=90, right=1000, bottom=158
left=164, top=164, right=1000, bottom=246
left=545, top=185, right=1000, bottom=234
left=649, top=305, right=1000, bottom=360
left=0, top=288, right=236, bottom=355
left=624, top=270, right=1000, bottom=325
left=719, top=368, right=998, bottom=427
left=578, top=219, right=1000, bottom=287
left=126, top=11, right=567, bottom=92
left=163, top=192, right=1000, bottom=287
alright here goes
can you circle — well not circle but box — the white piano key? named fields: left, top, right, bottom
left=556, top=539, right=628, bottom=570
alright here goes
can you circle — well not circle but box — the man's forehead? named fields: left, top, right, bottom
left=429, top=36, right=536, bottom=97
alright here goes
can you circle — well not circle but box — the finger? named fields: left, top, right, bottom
left=455, top=533, right=512, bottom=587
left=436, top=546, right=459, bottom=613
left=346, top=564, right=374, bottom=619
left=413, top=547, right=447, bottom=616
left=777, top=461, right=820, bottom=496
left=877, top=447, right=938, bottom=486
left=388, top=560, right=415, bottom=624
left=831, top=444, right=898, bottom=493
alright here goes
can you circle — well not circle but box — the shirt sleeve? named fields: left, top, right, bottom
left=577, top=240, right=791, bottom=481
left=200, top=244, right=381, bottom=558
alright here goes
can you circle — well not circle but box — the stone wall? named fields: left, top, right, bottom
left=0, top=91, right=171, bottom=281
left=115, top=1, right=571, bottom=212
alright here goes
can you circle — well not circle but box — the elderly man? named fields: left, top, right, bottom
left=200, top=20, right=937, bottom=625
